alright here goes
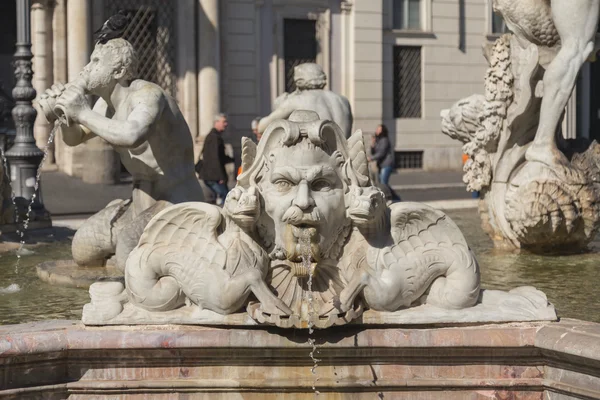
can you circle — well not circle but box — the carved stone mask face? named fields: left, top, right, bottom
left=84, top=48, right=118, bottom=94
left=258, top=142, right=346, bottom=262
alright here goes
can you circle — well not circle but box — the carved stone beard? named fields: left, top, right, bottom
left=260, top=205, right=352, bottom=263
left=87, top=71, right=114, bottom=94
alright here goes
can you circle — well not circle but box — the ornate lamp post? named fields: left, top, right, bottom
left=6, top=0, right=50, bottom=226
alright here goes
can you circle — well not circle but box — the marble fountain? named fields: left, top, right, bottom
left=2, top=3, right=600, bottom=397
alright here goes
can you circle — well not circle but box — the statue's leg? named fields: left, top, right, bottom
left=525, top=0, right=600, bottom=166
left=72, top=199, right=130, bottom=267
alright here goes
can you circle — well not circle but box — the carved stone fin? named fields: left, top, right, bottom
left=241, top=137, right=257, bottom=173
left=347, top=129, right=370, bottom=186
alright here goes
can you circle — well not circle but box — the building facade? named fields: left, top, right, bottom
left=0, top=0, right=597, bottom=179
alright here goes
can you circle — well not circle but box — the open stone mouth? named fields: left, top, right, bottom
left=236, top=205, right=258, bottom=216
left=291, top=224, right=318, bottom=238
left=349, top=207, right=371, bottom=220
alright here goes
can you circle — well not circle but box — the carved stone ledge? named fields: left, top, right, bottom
left=82, top=284, right=556, bottom=326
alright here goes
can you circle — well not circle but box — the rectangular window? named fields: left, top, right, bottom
left=393, top=0, right=421, bottom=30
left=283, top=19, right=317, bottom=93
left=393, top=46, right=422, bottom=119
left=491, top=11, right=508, bottom=34
left=395, top=151, right=423, bottom=169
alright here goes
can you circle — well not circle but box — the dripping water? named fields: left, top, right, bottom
left=300, top=229, right=321, bottom=396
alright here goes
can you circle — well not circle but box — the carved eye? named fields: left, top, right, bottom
left=274, top=179, right=294, bottom=191
left=312, top=179, right=332, bottom=192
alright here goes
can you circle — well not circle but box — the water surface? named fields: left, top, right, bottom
left=450, top=209, right=600, bottom=323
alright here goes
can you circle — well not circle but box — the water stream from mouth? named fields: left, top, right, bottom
left=300, top=229, right=321, bottom=396
left=0, top=120, right=59, bottom=294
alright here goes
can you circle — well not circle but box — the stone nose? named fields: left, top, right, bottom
left=292, top=181, right=315, bottom=210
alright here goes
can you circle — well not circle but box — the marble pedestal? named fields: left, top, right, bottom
left=1, top=319, right=599, bottom=399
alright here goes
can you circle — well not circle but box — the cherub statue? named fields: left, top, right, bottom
left=38, top=38, right=204, bottom=270
left=85, top=111, right=494, bottom=328
left=257, top=63, right=354, bottom=138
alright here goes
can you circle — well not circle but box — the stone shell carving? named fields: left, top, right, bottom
left=441, top=31, right=600, bottom=252
left=83, top=111, right=556, bottom=328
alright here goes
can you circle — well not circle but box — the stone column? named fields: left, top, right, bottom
left=177, top=0, right=198, bottom=143
left=52, top=0, right=67, bottom=168
left=340, top=1, right=354, bottom=100
left=562, top=87, right=577, bottom=140
left=197, top=0, right=220, bottom=151
left=31, top=0, right=55, bottom=169
left=63, top=0, right=91, bottom=178
left=81, top=0, right=119, bottom=184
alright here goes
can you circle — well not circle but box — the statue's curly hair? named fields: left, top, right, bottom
left=96, top=38, right=139, bottom=82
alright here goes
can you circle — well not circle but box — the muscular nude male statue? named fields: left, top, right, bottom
left=39, top=38, right=204, bottom=270
left=494, top=0, right=600, bottom=166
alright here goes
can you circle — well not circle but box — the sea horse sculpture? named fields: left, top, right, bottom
left=441, top=1, right=600, bottom=252
left=83, top=111, right=555, bottom=328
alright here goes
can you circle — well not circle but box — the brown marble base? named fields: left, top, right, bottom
left=1, top=319, right=599, bottom=399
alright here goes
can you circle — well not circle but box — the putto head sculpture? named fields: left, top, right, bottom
left=83, top=111, right=556, bottom=329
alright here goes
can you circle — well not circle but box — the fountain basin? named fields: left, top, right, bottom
left=0, top=319, right=599, bottom=398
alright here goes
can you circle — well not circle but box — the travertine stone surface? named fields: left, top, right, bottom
left=37, top=38, right=204, bottom=272
left=1, top=319, right=599, bottom=398
left=441, top=13, right=600, bottom=252
left=258, top=63, right=354, bottom=137
left=84, top=110, right=556, bottom=328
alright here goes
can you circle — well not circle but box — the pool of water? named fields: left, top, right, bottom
left=450, top=209, right=600, bottom=323
left=0, top=209, right=598, bottom=325
left=0, top=241, right=89, bottom=325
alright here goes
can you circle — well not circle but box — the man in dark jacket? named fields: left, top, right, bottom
left=198, top=113, right=234, bottom=205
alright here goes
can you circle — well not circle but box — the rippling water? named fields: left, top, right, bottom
left=0, top=209, right=598, bottom=325
left=0, top=242, right=89, bottom=325
left=449, top=209, right=600, bottom=323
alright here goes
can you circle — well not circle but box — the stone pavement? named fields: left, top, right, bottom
left=40, top=169, right=473, bottom=221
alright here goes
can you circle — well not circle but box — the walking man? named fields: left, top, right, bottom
left=199, top=113, right=234, bottom=205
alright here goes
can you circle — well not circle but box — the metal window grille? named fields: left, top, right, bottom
left=395, top=151, right=423, bottom=169
left=283, top=19, right=317, bottom=93
left=104, top=1, right=177, bottom=97
left=393, top=46, right=421, bottom=118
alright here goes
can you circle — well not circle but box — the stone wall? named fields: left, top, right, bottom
left=1, top=319, right=599, bottom=398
